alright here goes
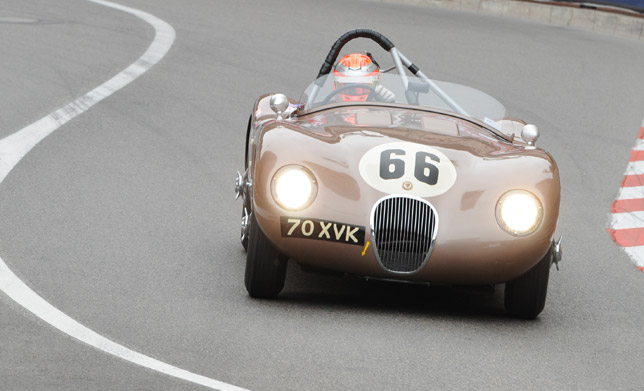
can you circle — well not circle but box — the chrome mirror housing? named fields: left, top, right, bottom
left=269, top=94, right=289, bottom=120
left=521, top=124, right=539, bottom=148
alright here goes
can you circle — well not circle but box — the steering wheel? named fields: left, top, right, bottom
left=320, top=84, right=378, bottom=106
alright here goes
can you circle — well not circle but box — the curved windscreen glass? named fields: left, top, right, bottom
left=300, top=73, right=507, bottom=123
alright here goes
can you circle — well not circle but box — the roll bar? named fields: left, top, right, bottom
left=315, top=29, right=395, bottom=79
left=305, top=29, right=468, bottom=116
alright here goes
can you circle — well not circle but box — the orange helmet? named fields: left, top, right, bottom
left=333, top=53, right=380, bottom=102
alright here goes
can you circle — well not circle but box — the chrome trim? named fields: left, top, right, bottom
left=234, top=171, right=244, bottom=200
left=370, top=195, right=439, bottom=274
left=521, top=124, right=539, bottom=148
left=241, top=207, right=250, bottom=245
left=270, top=93, right=289, bottom=120
left=552, top=235, right=563, bottom=271
left=234, top=169, right=251, bottom=201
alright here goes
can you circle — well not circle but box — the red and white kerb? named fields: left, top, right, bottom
left=608, top=118, right=644, bottom=272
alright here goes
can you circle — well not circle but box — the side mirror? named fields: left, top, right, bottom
left=521, top=124, right=539, bottom=148
left=269, top=94, right=289, bottom=120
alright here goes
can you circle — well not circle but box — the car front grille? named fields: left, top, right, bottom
left=371, top=195, right=438, bottom=273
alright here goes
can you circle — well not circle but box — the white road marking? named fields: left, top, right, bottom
left=0, top=1, right=248, bottom=390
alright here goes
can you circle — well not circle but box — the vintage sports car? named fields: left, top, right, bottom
left=235, top=29, right=562, bottom=318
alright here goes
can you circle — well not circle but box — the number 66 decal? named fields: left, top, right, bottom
left=359, top=142, right=457, bottom=197
left=380, top=149, right=440, bottom=185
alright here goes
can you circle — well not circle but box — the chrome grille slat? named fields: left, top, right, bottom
left=371, top=195, right=438, bottom=274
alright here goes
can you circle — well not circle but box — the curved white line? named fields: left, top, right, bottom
left=0, top=1, right=248, bottom=390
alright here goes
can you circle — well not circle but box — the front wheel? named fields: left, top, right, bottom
left=240, top=204, right=249, bottom=251
left=504, top=249, right=552, bottom=319
left=244, top=213, right=287, bottom=298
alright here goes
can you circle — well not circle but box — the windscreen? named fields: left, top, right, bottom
left=300, top=73, right=507, bottom=125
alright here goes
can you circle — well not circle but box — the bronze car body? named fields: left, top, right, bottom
left=236, top=30, right=561, bottom=318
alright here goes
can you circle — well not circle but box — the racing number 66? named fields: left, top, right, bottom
left=380, top=149, right=440, bottom=185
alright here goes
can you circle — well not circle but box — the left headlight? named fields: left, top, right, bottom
left=271, top=165, right=317, bottom=210
left=495, top=190, right=543, bottom=236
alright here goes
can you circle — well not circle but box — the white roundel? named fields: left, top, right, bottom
left=359, top=142, right=457, bottom=197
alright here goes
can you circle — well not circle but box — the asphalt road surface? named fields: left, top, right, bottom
left=1, top=0, right=644, bottom=390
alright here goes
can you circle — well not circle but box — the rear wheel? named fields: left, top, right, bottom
left=504, top=249, right=552, bottom=319
left=244, top=213, right=287, bottom=298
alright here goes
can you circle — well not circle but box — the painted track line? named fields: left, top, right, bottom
left=0, top=1, right=248, bottom=390
left=608, top=119, right=644, bottom=272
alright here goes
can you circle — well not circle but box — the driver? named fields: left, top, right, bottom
left=333, top=53, right=395, bottom=103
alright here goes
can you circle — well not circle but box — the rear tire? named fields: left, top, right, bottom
left=244, top=213, right=287, bottom=298
left=504, top=249, right=552, bottom=319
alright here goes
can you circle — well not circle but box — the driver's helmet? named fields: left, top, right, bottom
left=333, top=53, right=380, bottom=102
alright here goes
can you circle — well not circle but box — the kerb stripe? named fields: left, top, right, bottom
left=612, top=198, right=644, bottom=213
left=630, top=150, right=644, bottom=161
left=608, top=123, right=644, bottom=272
left=621, top=175, right=644, bottom=187
left=608, top=228, right=644, bottom=247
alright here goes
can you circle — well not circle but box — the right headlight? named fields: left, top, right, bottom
left=271, top=165, right=317, bottom=211
left=495, top=190, right=543, bottom=236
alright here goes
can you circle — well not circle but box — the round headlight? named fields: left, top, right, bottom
left=495, top=190, right=543, bottom=236
left=271, top=165, right=317, bottom=210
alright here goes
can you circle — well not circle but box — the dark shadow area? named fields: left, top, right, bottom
left=259, top=261, right=532, bottom=322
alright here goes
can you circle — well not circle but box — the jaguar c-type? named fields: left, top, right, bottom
left=235, top=29, right=562, bottom=319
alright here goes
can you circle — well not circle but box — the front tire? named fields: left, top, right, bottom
left=244, top=213, right=287, bottom=298
left=504, top=248, right=552, bottom=319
